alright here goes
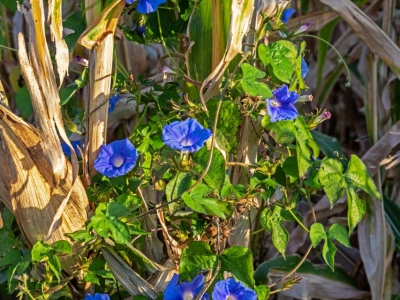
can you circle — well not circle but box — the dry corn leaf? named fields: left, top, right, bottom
left=199, top=0, right=254, bottom=104
left=102, top=246, right=159, bottom=299
left=269, top=268, right=370, bottom=299
left=78, top=0, right=125, bottom=50
left=0, top=105, right=89, bottom=249
left=47, top=0, right=69, bottom=86
left=319, top=0, right=400, bottom=78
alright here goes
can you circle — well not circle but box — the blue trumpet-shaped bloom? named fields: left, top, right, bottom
left=164, top=273, right=209, bottom=300
left=162, top=119, right=212, bottom=153
left=266, top=85, right=299, bottom=122
left=212, top=278, right=257, bottom=300
left=84, top=294, right=110, bottom=300
left=108, top=93, right=121, bottom=113
left=281, top=8, right=295, bottom=24
left=301, top=58, right=309, bottom=78
left=61, top=140, right=82, bottom=157
left=125, top=0, right=166, bottom=14
left=94, top=138, right=138, bottom=178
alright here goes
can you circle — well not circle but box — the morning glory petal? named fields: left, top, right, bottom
left=137, top=0, right=166, bottom=14
left=301, top=58, right=309, bottom=78
left=94, top=138, right=138, bottom=178
left=162, top=119, right=212, bottom=153
left=125, top=0, right=136, bottom=4
left=85, top=294, right=110, bottom=300
left=281, top=8, right=295, bottom=24
left=164, top=274, right=209, bottom=300
left=266, top=85, right=299, bottom=122
left=212, top=278, right=257, bottom=300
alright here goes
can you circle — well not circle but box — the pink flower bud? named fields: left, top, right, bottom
left=294, top=22, right=312, bottom=35
left=76, top=56, right=88, bottom=67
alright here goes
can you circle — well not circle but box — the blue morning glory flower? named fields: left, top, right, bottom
left=85, top=294, right=110, bottom=300
left=281, top=8, right=295, bottom=24
left=162, top=119, right=212, bottom=153
left=125, top=0, right=166, bottom=14
left=61, top=140, right=82, bottom=157
left=212, top=278, right=257, bottom=300
left=94, top=138, right=139, bottom=178
left=266, top=85, right=299, bottom=122
left=108, top=93, right=121, bottom=113
left=301, top=58, right=309, bottom=78
left=164, top=273, right=210, bottom=300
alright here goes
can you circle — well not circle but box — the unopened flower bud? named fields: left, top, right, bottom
left=315, top=110, right=331, bottom=123
left=298, top=94, right=313, bottom=103
left=162, top=66, right=178, bottom=80
left=293, top=21, right=312, bottom=35
left=76, top=56, right=88, bottom=67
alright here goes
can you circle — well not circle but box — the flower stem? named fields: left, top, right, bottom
left=288, top=208, right=309, bottom=233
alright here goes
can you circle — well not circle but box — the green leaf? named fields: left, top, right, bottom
left=220, top=246, right=255, bottom=288
left=65, top=230, right=94, bottom=243
left=59, top=69, right=88, bottom=105
left=319, top=159, right=346, bottom=205
left=327, top=224, right=350, bottom=247
left=117, top=193, right=142, bottom=211
left=207, top=99, right=242, bottom=153
left=53, top=240, right=72, bottom=255
left=91, top=216, right=131, bottom=244
left=63, top=11, right=87, bottom=52
left=347, top=188, right=366, bottom=234
left=166, top=172, right=193, bottom=213
left=344, top=155, right=380, bottom=199
left=0, top=0, right=23, bottom=13
left=255, top=285, right=270, bottom=300
left=193, top=146, right=226, bottom=193
left=268, top=120, right=295, bottom=144
left=0, top=231, right=15, bottom=257
left=0, top=249, right=21, bottom=267
left=240, top=63, right=272, bottom=98
left=83, top=271, right=100, bottom=285
left=282, top=156, right=299, bottom=180
left=322, top=239, right=337, bottom=271
left=182, top=184, right=232, bottom=219
left=15, top=86, right=33, bottom=120
left=31, top=241, right=52, bottom=262
left=106, top=202, right=131, bottom=218
left=309, top=223, right=326, bottom=248
left=150, top=147, right=179, bottom=182
left=310, top=130, right=345, bottom=159
left=127, top=177, right=141, bottom=193
left=179, top=241, right=217, bottom=282
left=294, top=117, right=319, bottom=177
left=48, top=252, right=62, bottom=282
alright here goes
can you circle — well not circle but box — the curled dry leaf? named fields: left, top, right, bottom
left=0, top=106, right=89, bottom=266
left=47, top=0, right=69, bottom=86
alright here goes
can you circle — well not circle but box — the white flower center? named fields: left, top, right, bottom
left=111, top=155, right=124, bottom=168
left=181, top=138, right=192, bottom=146
left=183, top=292, right=193, bottom=300
left=269, top=99, right=280, bottom=107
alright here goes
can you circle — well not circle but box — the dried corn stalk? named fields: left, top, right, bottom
left=79, top=0, right=125, bottom=179
left=0, top=105, right=89, bottom=249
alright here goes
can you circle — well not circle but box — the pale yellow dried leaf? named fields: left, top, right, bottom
left=48, top=0, right=69, bottom=86
left=0, top=106, right=89, bottom=249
